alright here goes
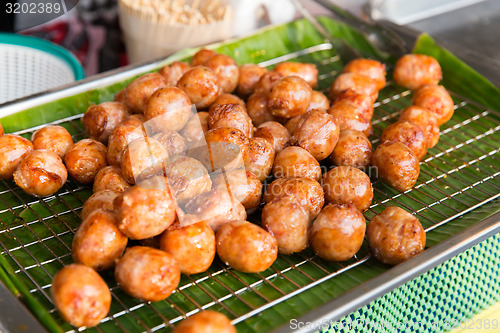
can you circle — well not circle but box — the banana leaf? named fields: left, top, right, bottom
left=0, top=17, right=499, bottom=333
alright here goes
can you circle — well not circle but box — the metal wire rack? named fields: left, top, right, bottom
left=0, top=42, right=500, bottom=333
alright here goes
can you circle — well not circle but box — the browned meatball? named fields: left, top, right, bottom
left=158, top=61, right=191, bottom=86
left=366, top=206, right=426, bottom=265
left=121, top=137, right=169, bottom=184
left=262, top=195, right=310, bottom=254
left=254, top=121, right=290, bottom=153
left=204, top=54, right=239, bottom=93
left=333, top=89, right=374, bottom=120
left=93, top=166, right=130, bottom=192
left=13, top=150, right=67, bottom=197
left=163, top=156, right=212, bottom=205
left=152, top=130, right=187, bottom=156
left=254, top=71, right=283, bottom=94
left=237, top=64, right=268, bottom=98
left=81, top=190, right=120, bottom=220
left=381, top=121, right=428, bottom=160
left=330, top=130, right=372, bottom=168
left=82, top=102, right=128, bottom=143
left=329, top=73, right=378, bottom=102
left=269, top=76, right=313, bottom=118
left=209, top=93, right=245, bottom=113
left=243, top=137, right=275, bottom=182
left=159, top=221, right=215, bottom=275
left=284, top=114, right=303, bottom=135
left=208, top=103, right=253, bottom=138
left=173, top=311, right=235, bottom=333
left=180, top=111, right=209, bottom=149
left=177, top=66, right=220, bottom=110
left=144, top=87, right=192, bottom=132
left=216, top=221, right=277, bottom=273
left=31, top=125, right=73, bottom=158
left=115, top=246, right=180, bottom=302
left=310, top=203, right=366, bottom=261
left=328, top=101, right=373, bottom=137
left=307, top=91, right=330, bottom=112
left=72, top=209, right=128, bottom=271
left=291, top=109, right=339, bottom=161
left=65, top=139, right=107, bottom=184
left=107, top=119, right=146, bottom=166
left=51, top=264, right=110, bottom=328
left=263, top=176, right=324, bottom=219
left=343, top=58, right=386, bottom=91
left=371, top=141, right=420, bottom=192
left=273, top=146, right=322, bottom=181
left=273, top=62, right=318, bottom=88
left=323, top=166, right=373, bottom=212
left=198, top=127, right=249, bottom=172
left=399, top=106, right=440, bottom=149
left=413, top=85, right=454, bottom=125
left=393, top=54, right=442, bottom=91
left=212, top=170, right=262, bottom=211
left=247, top=92, right=278, bottom=127
left=0, top=134, right=33, bottom=179
left=190, top=49, right=217, bottom=66
left=125, top=73, right=167, bottom=113
left=184, top=189, right=246, bottom=231
left=114, top=177, right=177, bottom=239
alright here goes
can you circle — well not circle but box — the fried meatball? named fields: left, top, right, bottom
left=209, top=93, right=245, bottom=113
left=273, top=146, right=321, bottom=181
left=366, top=206, right=426, bottom=265
left=158, top=61, right=191, bottom=86
left=144, top=87, right=192, bottom=132
left=237, top=64, right=268, bottom=98
left=107, top=119, right=146, bottom=166
left=243, top=137, right=275, bottom=182
left=82, top=102, right=128, bottom=143
left=93, top=166, right=130, bottom=193
left=329, top=72, right=378, bottom=102
left=114, top=177, right=177, bottom=239
left=81, top=190, right=120, bottom=220
left=65, top=139, right=107, bottom=184
left=330, top=130, right=372, bottom=168
left=216, top=221, right=277, bottom=273
left=291, top=109, right=339, bottom=161
left=0, top=134, right=33, bottom=179
left=204, top=54, right=239, bottom=93
left=13, top=150, right=67, bottom=197
left=173, top=311, right=235, bottom=333
left=72, top=209, right=128, bottom=271
left=284, top=114, right=304, bottom=135
left=125, top=73, right=167, bottom=113
left=51, top=264, right=110, bottom=328
left=31, top=125, right=73, bottom=158
left=262, top=195, right=310, bottom=254
left=212, top=170, right=262, bottom=211
left=190, top=49, right=217, bottom=66
left=371, top=141, right=420, bottom=192
left=393, top=54, right=442, bottom=91
left=399, top=106, right=440, bottom=149
left=269, top=76, right=313, bottom=118
left=333, top=89, right=375, bottom=120
left=343, top=58, right=386, bottom=91
left=254, top=71, right=283, bottom=94
left=247, top=92, right=278, bottom=127
left=177, top=66, right=220, bottom=110
left=121, top=137, right=169, bottom=184
left=208, top=103, right=253, bottom=138
left=323, top=166, right=373, bottom=212
left=273, top=62, right=318, bottom=88
left=412, top=85, right=454, bottom=125
left=254, top=121, right=290, bottom=153
left=160, top=221, right=215, bottom=275
left=153, top=130, right=187, bottom=156
left=115, top=246, right=180, bottom=302
left=381, top=121, right=428, bottom=160
left=163, top=156, right=212, bottom=205
left=180, top=111, right=210, bottom=149
left=263, top=177, right=324, bottom=218
left=328, top=101, right=373, bottom=137
left=307, top=91, right=330, bottom=112
left=310, top=203, right=366, bottom=261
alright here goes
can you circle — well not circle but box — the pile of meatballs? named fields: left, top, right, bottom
left=0, top=48, right=454, bottom=331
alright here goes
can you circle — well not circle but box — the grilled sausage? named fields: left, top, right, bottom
left=412, top=85, right=454, bottom=125
left=212, top=169, right=262, bottom=211
left=121, top=137, right=169, bottom=184
left=343, top=58, right=386, bottom=91
left=81, top=190, right=120, bottom=220
left=173, top=311, right=235, bottom=333
left=82, top=102, right=128, bottom=143
left=399, top=106, right=440, bottom=149
left=381, top=121, right=428, bottom=160
left=177, top=66, right=220, bottom=109
left=273, top=62, right=318, bottom=88
left=31, top=125, right=73, bottom=158
left=330, top=130, right=372, bottom=168
left=243, top=137, right=275, bottom=182
left=144, top=86, right=192, bottom=132
left=269, top=76, right=312, bottom=118
left=158, top=61, right=191, bottom=86
left=204, top=54, right=239, bottom=93
left=272, top=146, right=322, bottom=181
left=65, top=139, right=107, bottom=184
left=329, top=73, right=378, bottom=102
left=237, top=64, right=267, bottom=98
left=124, top=73, right=167, bottom=113
left=93, top=166, right=130, bottom=193
left=0, top=134, right=34, bottom=180
left=393, top=54, right=442, bottom=90
left=254, top=121, right=290, bottom=153
left=323, top=166, right=373, bottom=212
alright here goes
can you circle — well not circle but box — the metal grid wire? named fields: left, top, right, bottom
left=1, top=43, right=500, bottom=332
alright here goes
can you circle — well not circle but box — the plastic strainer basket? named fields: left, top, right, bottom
left=0, top=33, right=84, bottom=105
